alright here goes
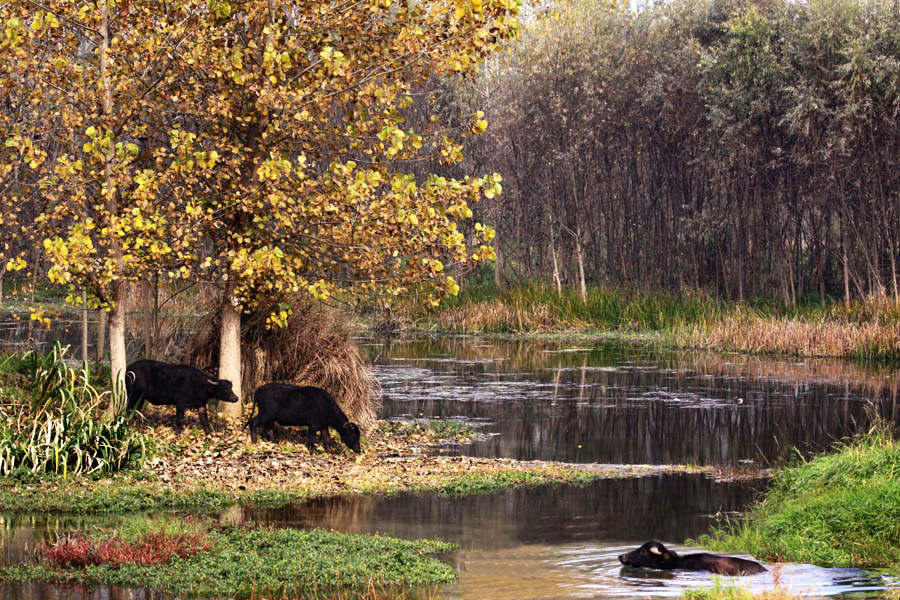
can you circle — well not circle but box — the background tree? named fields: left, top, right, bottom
left=453, top=0, right=900, bottom=305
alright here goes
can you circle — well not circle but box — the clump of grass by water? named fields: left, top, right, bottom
left=695, top=420, right=900, bottom=568
left=674, top=307, right=900, bottom=360
left=430, top=282, right=724, bottom=333
left=681, top=581, right=809, bottom=600
left=0, top=342, right=149, bottom=477
left=4, top=521, right=457, bottom=598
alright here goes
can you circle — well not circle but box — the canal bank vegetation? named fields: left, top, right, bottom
left=1, top=516, right=456, bottom=597
left=695, top=420, right=900, bottom=570
left=416, top=281, right=900, bottom=361
left=0, top=345, right=602, bottom=514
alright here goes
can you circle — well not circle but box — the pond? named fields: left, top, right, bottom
left=364, top=335, right=900, bottom=466
left=2, top=334, right=900, bottom=598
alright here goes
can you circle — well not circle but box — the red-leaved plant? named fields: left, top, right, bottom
left=40, top=532, right=211, bottom=567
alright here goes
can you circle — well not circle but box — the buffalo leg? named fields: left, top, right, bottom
left=198, top=405, right=211, bottom=435
left=249, top=417, right=258, bottom=443
left=321, top=428, right=334, bottom=451
left=305, top=429, right=319, bottom=455
left=175, top=405, right=185, bottom=434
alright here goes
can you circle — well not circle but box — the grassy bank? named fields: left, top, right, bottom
left=682, top=582, right=900, bottom=599
left=695, top=424, right=900, bottom=569
left=418, top=282, right=900, bottom=360
left=1, top=516, right=456, bottom=598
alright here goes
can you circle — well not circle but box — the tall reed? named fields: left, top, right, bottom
left=0, top=342, right=148, bottom=476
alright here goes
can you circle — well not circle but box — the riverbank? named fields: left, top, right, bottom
left=694, top=424, right=900, bottom=570
left=413, top=283, right=900, bottom=361
left=0, top=404, right=715, bottom=514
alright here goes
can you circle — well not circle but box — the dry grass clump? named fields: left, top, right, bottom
left=184, top=300, right=380, bottom=433
left=433, top=300, right=581, bottom=333
left=676, top=310, right=900, bottom=360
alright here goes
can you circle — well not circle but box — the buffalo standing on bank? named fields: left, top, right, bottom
left=125, top=359, right=239, bottom=434
left=248, top=383, right=362, bottom=454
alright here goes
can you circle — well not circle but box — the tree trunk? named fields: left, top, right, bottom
left=549, top=218, right=562, bottom=295
left=574, top=228, right=587, bottom=302
left=493, top=245, right=501, bottom=289
left=841, top=214, right=851, bottom=305
left=81, top=289, right=89, bottom=368
left=108, top=280, right=128, bottom=401
left=100, top=0, right=127, bottom=403
left=218, top=281, right=243, bottom=418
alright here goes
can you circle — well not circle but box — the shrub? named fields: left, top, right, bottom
left=0, top=342, right=149, bottom=476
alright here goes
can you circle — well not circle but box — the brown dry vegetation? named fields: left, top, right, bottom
left=432, top=300, right=582, bottom=333
left=128, top=405, right=689, bottom=497
left=184, top=299, right=380, bottom=432
left=675, top=311, right=900, bottom=360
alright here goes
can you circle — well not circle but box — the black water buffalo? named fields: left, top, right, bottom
left=248, top=383, right=362, bottom=453
left=125, top=359, right=239, bottom=434
left=618, top=541, right=766, bottom=576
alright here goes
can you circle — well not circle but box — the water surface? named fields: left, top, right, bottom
left=365, top=335, right=900, bottom=465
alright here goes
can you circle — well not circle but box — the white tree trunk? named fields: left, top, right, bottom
left=100, top=0, right=128, bottom=406
left=218, top=283, right=243, bottom=418
left=81, top=289, right=89, bottom=367
left=108, top=280, right=128, bottom=403
left=575, top=229, right=587, bottom=302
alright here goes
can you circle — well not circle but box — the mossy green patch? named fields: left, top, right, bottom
left=2, top=524, right=456, bottom=597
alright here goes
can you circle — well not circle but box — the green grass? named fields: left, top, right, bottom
left=694, top=423, right=900, bottom=569
left=0, top=478, right=233, bottom=513
left=0, top=342, right=149, bottom=477
left=427, top=468, right=596, bottom=496
left=438, top=281, right=727, bottom=331
left=1, top=521, right=457, bottom=598
left=0, top=465, right=599, bottom=514
left=681, top=582, right=805, bottom=599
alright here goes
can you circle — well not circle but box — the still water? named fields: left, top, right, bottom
left=365, top=335, right=900, bottom=466
left=2, top=334, right=899, bottom=598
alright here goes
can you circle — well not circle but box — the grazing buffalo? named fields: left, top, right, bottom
left=618, top=541, right=766, bottom=576
left=125, top=359, right=239, bottom=434
left=248, top=383, right=362, bottom=453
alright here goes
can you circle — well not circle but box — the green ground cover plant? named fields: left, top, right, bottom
left=2, top=519, right=457, bottom=598
left=695, top=421, right=900, bottom=569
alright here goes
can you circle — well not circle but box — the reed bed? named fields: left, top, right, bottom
left=428, top=283, right=725, bottom=332
left=185, top=299, right=380, bottom=433
left=425, top=282, right=900, bottom=360
left=0, top=343, right=148, bottom=476
left=433, top=300, right=580, bottom=333
left=675, top=310, right=900, bottom=360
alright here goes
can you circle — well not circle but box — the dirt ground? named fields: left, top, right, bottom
left=134, top=406, right=714, bottom=496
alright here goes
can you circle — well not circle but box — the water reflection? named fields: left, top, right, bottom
left=239, top=474, right=762, bottom=549
left=364, top=336, right=900, bottom=465
left=0, top=476, right=895, bottom=599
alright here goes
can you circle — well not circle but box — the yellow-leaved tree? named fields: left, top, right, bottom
left=2, top=0, right=514, bottom=414
left=0, top=2, right=200, bottom=393
left=152, top=0, right=516, bottom=415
